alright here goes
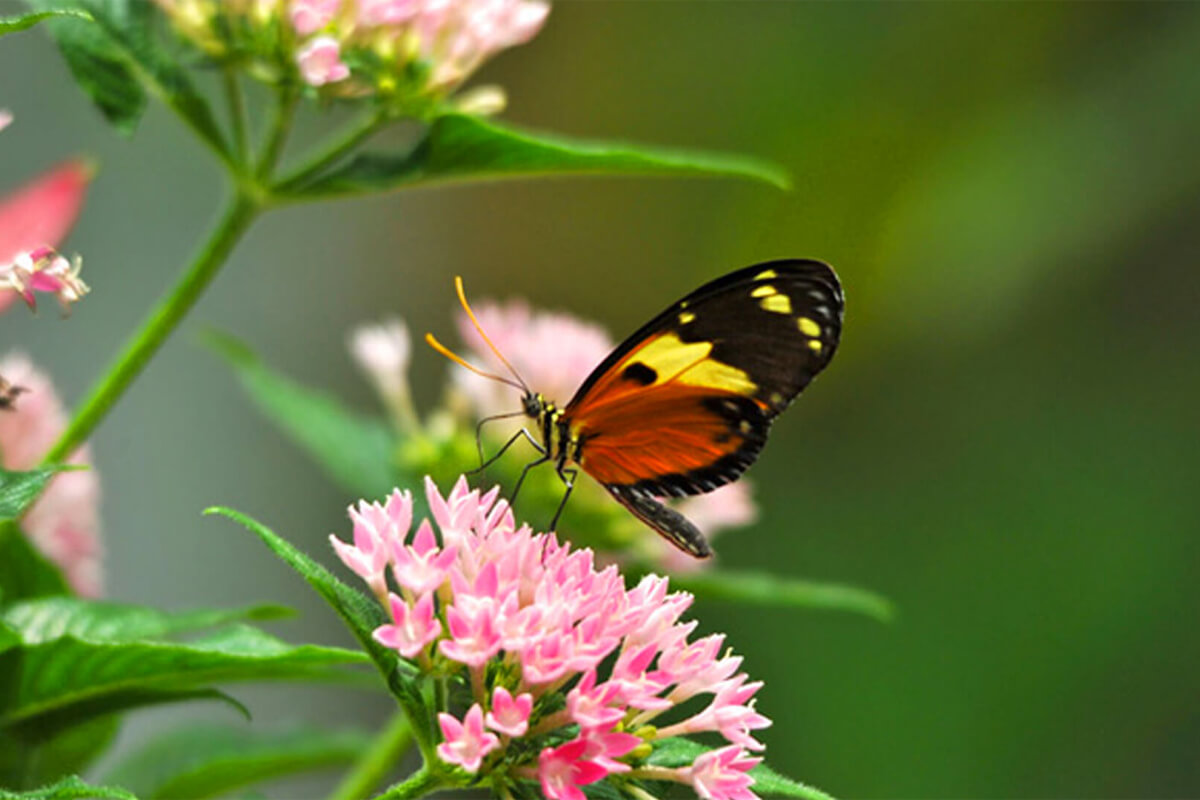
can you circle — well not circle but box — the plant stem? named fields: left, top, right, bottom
left=274, top=111, right=388, bottom=192
left=257, top=87, right=300, bottom=179
left=224, top=68, right=250, bottom=164
left=42, top=191, right=261, bottom=465
left=372, top=765, right=447, bottom=800
left=329, top=712, right=415, bottom=800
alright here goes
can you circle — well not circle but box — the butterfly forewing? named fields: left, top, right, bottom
left=562, top=259, right=843, bottom=549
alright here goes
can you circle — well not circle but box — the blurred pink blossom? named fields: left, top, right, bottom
left=0, top=110, right=12, bottom=132
left=331, top=476, right=770, bottom=797
left=0, top=353, right=101, bottom=596
left=0, top=160, right=91, bottom=314
left=296, top=36, right=351, bottom=86
left=289, top=0, right=340, bottom=35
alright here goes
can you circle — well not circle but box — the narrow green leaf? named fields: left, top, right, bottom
left=203, top=331, right=396, bottom=499
left=201, top=507, right=403, bottom=682
left=285, top=113, right=791, bottom=198
left=667, top=570, right=895, bottom=622
left=203, top=508, right=434, bottom=751
left=0, top=467, right=76, bottom=522
left=104, top=723, right=373, bottom=800
left=2, top=597, right=293, bottom=644
left=646, top=738, right=835, bottom=800
left=0, top=776, right=136, bottom=800
left=0, top=522, right=70, bottom=604
left=0, top=9, right=92, bottom=37
left=0, top=623, right=365, bottom=729
left=750, top=763, right=837, bottom=800
left=25, top=0, right=145, bottom=133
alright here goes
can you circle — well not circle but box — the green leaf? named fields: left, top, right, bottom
left=104, top=723, right=372, bottom=800
left=666, top=570, right=895, bottom=623
left=25, top=0, right=145, bottom=133
left=0, top=716, right=119, bottom=789
left=0, top=776, right=136, bottom=800
left=0, top=467, right=77, bottom=522
left=647, top=738, right=835, bottom=800
left=284, top=113, right=790, bottom=198
left=0, top=9, right=92, bottom=37
left=2, top=597, right=293, bottom=644
left=203, top=331, right=396, bottom=499
left=0, top=623, right=366, bottom=730
left=203, top=508, right=434, bottom=751
left=0, top=522, right=70, bottom=605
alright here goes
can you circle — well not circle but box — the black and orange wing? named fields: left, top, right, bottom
left=562, top=259, right=844, bottom=557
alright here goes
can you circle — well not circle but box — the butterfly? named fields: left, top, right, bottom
left=426, top=259, right=844, bottom=558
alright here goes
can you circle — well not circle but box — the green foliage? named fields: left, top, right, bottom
left=0, top=776, right=136, bottom=800
left=0, top=522, right=69, bottom=604
left=0, top=597, right=365, bottom=788
left=203, top=507, right=437, bottom=757
left=666, top=570, right=894, bottom=622
left=24, top=0, right=144, bottom=133
left=647, top=738, right=835, bottom=800
left=0, top=8, right=91, bottom=37
left=26, top=0, right=225, bottom=152
left=104, top=723, right=372, bottom=800
left=282, top=112, right=791, bottom=198
left=0, top=468, right=75, bottom=522
left=204, top=331, right=397, bottom=499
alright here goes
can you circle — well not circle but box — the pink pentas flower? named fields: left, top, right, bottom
left=357, top=0, right=420, bottom=26
left=0, top=110, right=11, bottom=132
left=686, top=745, right=763, bottom=800
left=330, top=475, right=772, bottom=797
left=296, top=35, right=351, bottom=86
left=437, top=704, right=500, bottom=773
left=485, top=686, right=532, bottom=737
left=0, top=160, right=91, bottom=314
left=0, top=353, right=101, bottom=596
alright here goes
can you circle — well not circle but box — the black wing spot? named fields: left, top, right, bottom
left=621, top=362, right=658, bottom=386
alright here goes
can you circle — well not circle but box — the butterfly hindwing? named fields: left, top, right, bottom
left=564, top=259, right=843, bottom=505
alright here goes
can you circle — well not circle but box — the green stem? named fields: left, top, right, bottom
left=274, top=111, right=388, bottom=193
left=329, top=712, right=415, bottom=800
left=257, top=87, right=300, bottom=179
left=224, top=68, right=250, bottom=164
left=372, top=766, right=447, bottom=800
left=42, top=191, right=261, bottom=464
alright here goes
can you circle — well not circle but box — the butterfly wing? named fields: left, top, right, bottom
left=562, top=259, right=844, bottom=554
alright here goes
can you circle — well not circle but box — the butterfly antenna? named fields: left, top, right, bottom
left=452, top=275, right=531, bottom=393
left=424, top=332, right=525, bottom=392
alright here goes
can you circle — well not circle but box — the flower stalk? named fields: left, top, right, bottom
left=43, top=190, right=261, bottom=465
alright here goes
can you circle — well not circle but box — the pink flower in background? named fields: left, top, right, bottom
left=289, top=0, right=340, bottom=35
left=0, top=110, right=12, bottom=132
left=296, top=36, right=350, bottom=86
left=330, top=476, right=770, bottom=796
left=454, top=300, right=613, bottom=418
left=0, top=353, right=101, bottom=596
left=0, top=160, right=91, bottom=314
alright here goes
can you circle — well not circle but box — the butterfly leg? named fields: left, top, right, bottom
left=547, top=466, right=578, bottom=532
left=470, top=426, right=545, bottom=476
left=470, top=411, right=529, bottom=473
left=511, top=451, right=551, bottom=503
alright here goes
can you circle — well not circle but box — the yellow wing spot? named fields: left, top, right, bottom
left=678, top=311, right=696, bottom=324
left=769, top=391, right=785, bottom=407
left=760, top=293, right=792, bottom=314
left=798, top=317, right=821, bottom=337
left=738, top=420, right=753, bottom=434
left=808, top=340, right=823, bottom=353
left=754, top=269, right=778, bottom=280
left=751, top=284, right=777, bottom=298
left=631, top=333, right=757, bottom=394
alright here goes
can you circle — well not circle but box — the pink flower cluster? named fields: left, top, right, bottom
left=288, top=0, right=552, bottom=92
left=331, top=477, right=770, bottom=800
left=0, top=353, right=102, bottom=596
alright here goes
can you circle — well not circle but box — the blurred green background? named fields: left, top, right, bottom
left=3, top=2, right=1199, bottom=797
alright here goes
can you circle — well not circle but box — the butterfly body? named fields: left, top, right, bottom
left=510, top=258, right=844, bottom=558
